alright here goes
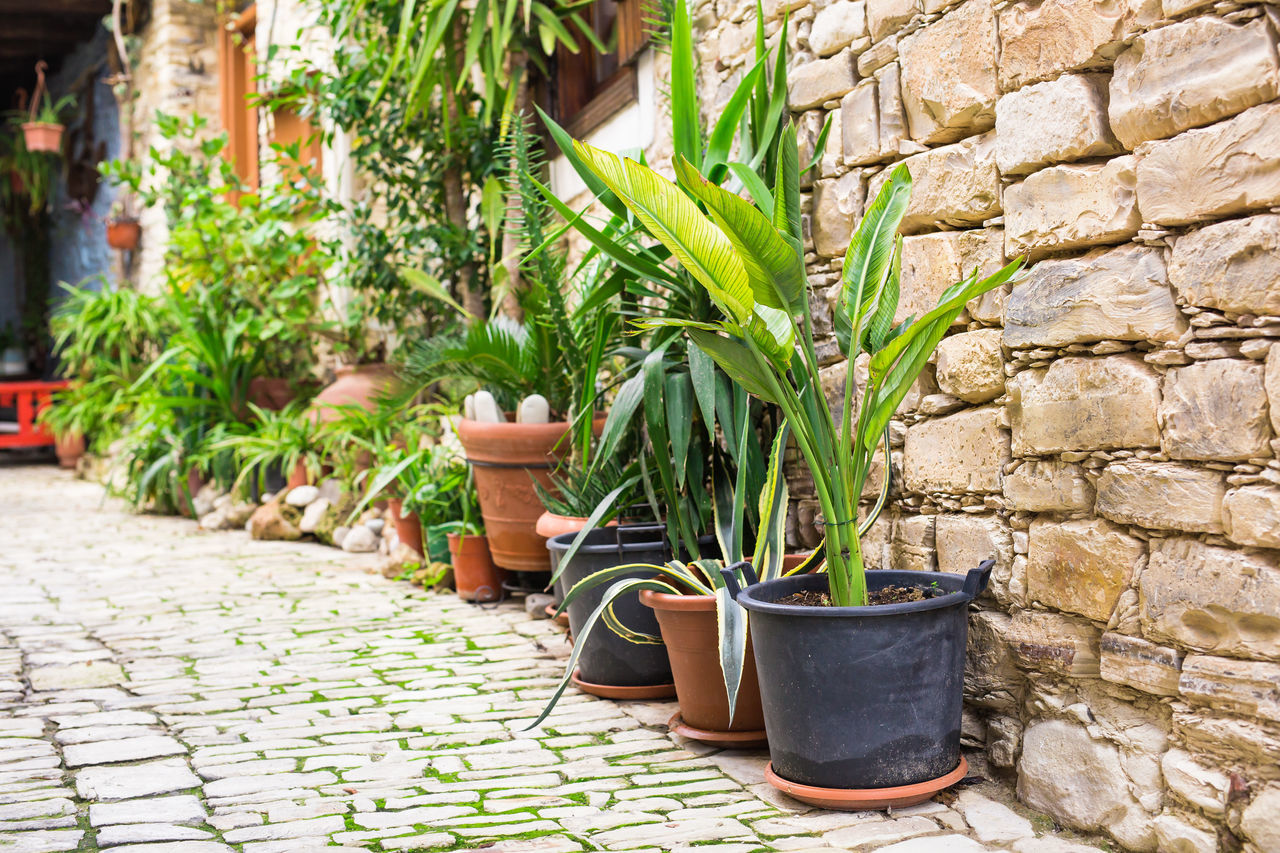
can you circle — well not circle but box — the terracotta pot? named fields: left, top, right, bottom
left=285, top=460, right=310, bottom=490
left=389, top=498, right=424, bottom=556
left=640, top=587, right=767, bottom=745
left=22, top=122, right=63, bottom=153
left=456, top=417, right=605, bottom=572
left=247, top=377, right=297, bottom=412
left=448, top=532, right=506, bottom=602
left=536, top=512, right=593, bottom=625
left=54, top=432, right=85, bottom=469
left=105, top=219, right=141, bottom=251
left=309, top=363, right=398, bottom=423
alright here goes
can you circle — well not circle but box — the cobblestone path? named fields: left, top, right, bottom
left=0, top=466, right=1107, bottom=853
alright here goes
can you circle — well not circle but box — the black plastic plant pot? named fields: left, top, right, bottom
left=547, top=524, right=679, bottom=688
left=735, top=563, right=993, bottom=794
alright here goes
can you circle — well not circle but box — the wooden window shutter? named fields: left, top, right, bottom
left=617, top=0, right=648, bottom=65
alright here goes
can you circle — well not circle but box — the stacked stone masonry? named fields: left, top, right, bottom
left=694, top=0, right=1280, bottom=848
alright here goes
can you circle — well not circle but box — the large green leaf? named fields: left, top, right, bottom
left=674, top=155, right=805, bottom=315
left=669, top=0, right=700, bottom=168
left=705, top=57, right=768, bottom=180
left=840, top=163, right=912, bottom=358
left=773, top=123, right=802, bottom=244
left=535, top=106, right=627, bottom=221
left=686, top=328, right=779, bottom=403
left=665, top=372, right=693, bottom=488
left=688, top=344, right=717, bottom=443
left=571, top=141, right=754, bottom=326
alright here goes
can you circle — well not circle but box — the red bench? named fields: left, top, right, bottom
left=0, top=380, right=68, bottom=449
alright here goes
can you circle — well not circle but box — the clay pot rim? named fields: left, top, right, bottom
left=21, top=121, right=63, bottom=131
left=445, top=530, right=485, bottom=545
left=668, top=712, right=767, bottom=748
left=457, top=415, right=606, bottom=439
left=764, top=757, right=968, bottom=810
left=639, top=587, right=716, bottom=612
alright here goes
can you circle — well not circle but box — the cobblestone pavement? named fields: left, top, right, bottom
left=0, top=466, right=1110, bottom=853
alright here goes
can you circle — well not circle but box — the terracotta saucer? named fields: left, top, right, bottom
left=668, top=712, right=768, bottom=749
left=571, top=669, right=677, bottom=700
left=544, top=603, right=570, bottom=628
left=764, top=756, right=969, bottom=810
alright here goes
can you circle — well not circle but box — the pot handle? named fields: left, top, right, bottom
left=963, top=559, right=996, bottom=600
left=718, top=560, right=757, bottom=601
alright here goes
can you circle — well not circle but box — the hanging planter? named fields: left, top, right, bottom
left=20, top=62, right=74, bottom=155
left=105, top=218, right=140, bottom=250
left=21, top=123, right=64, bottom=154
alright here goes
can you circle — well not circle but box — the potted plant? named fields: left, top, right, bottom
left=567, top=126, right=1023, bottom=805
left=213, top=401, right=328, bottom=498
left=19, top=63, right=75, bottom=154
left=105, top=202, right=141, bottom=250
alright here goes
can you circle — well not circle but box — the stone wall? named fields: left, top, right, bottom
left=127, top=0, right=221, bottom=292
left=685, top=0, right=1280, bottom=849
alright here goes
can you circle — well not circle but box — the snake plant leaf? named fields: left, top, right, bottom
left=840, top=163, right=912, bottom=358
left=571, top=140, right=755, bottom=327
left=755, top=422, right=790, bottom=583
left=674, top=155, right=806, bottom=316
left=528, top=576, right=686, bottom=731
left=686, top=328, right=779, bottom=403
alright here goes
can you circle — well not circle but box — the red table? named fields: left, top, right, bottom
left=0, top=380, right=68, bottom=449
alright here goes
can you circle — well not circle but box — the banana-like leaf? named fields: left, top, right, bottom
left=773, top=123, right=802, bottom=244
left=527, top=576, right=685, bottom=731
left=535, top=106, right=627, bottom=221
left=840, top=164, right=912, bottom=358
left=669, top=0, right=700, bottom=168
left=716, top=584, right=748, bottom=725
left=754, top=422, right=790, bottom=582
left=706, top=57, right=768, bottom=179
left=674, top=155, right=805, bottom=315
left=686, top=328, right=779, bottom=403
left=727, top=162, right=775, bottom=221
left=571, top=140, right=755, bottom=326
left=748, top=304, right=796, bottom=367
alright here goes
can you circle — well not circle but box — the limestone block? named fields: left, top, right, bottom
left=1003, top=245, right=1185, bottom=348
left=1109, top=15, right=1280, bottom=150
left=1100, top=632, right=1183, bottom=696
left=1179, top=655, right=1280, bottom=725
left=898, top=0, right=997, bottom=143
left=1241, top=785, right=1280, bottom=853
left=966, top=611, right=1023, bottom=711
left=1136, top=102, right=1280, bottom=226
left=821, top=107, right=844, bottom=177
left=1223, top=486, right=1280, bottom=549
left=877, top=62, right=908, bottom=156
left=841, top=81, right=882, bottom=165
left=1008, top=355, right=1162, bottom=455
left=789, top=48, right=858, bottom=110
left=997, top=0, right=1160, bottom=90
left=959, top=228, right=1008, bottom=322
left=1175, top=710, right=1280, bottom=767
left=1003, top=460, right=1094, bottom=512
left=995, top=74, right=1122, bottom=176
left=903, top=406, right=1008, bottom=494
left=867, top=0, right=917, bottom=42
left=1151, top=814, right=1217, bottom=853
left=897, top=232, right=964, bottom=325
left=811, top=170, right=864, bottom=256
left=1270, top=345, right=1280, bottom=435
left=1008, top=610, right=1100, bottom=676
left=1141, top=537, right=1280, bottom=660
left=891, top=513, right=936, bottom=572
left=1168, top=214, right=1280, bottom=316
left=811, top=0, right=868, bottom=56
left=1027, top=517, right=1145, bottom=622
left=935, top=329, right=1004, bottom=403
left=936, top=515, right=1014, bottom=603
left=1094, top=461, right=1226, bottom=534
left=248, top=500, right=303, bottom=542
left=1159, top=360, right=1272, bottom=462
left=1159, top=748, right=1230, bottom=816
left=1004, top=156, right=1141, bottom=260
left=1017, top=719, right=1156, bottom=851
left=868, top=131, right=1001, bottom=233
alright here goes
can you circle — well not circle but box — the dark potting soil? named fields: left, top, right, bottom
left=777, top=584, right=945, bottom=607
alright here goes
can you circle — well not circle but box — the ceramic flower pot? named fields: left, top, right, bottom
left=308, top=363, right=398, bottom=423
left=105, top=219, right=141, bottom=251
left=21, top=122, right=63, bottom=153
left=247, top=377, right=296, bottom=411
left=734, top=562, right=994, bottom=809
left=54, top=432, right=85, bottom=470
left=389, top=498, right=424, bottom=556
left=456, top=416, right=604, bottom=573
left=448, top=532, right=506, bottom=602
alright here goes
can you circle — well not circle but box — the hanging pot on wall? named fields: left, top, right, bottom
left=731, top=562, right=994, bottom=809
left=105, top=218, right=140, bottom=250
left=21, top=123, right=64, bottom=154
